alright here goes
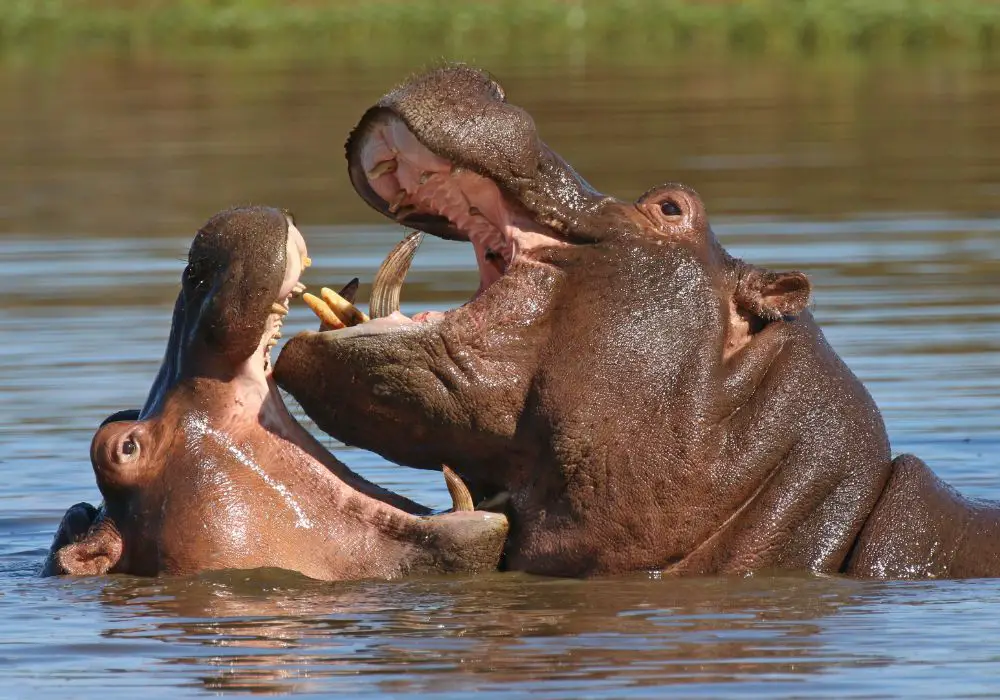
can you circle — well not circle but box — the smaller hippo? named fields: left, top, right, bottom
left=44, top=206, right=506, bottom=581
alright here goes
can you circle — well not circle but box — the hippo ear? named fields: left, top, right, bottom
left=53, top=520, right=123, bottom=576
left=735, top=266, right=811, bottom=321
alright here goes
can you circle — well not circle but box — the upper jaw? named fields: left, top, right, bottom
left=346, top=64, right=610, bottom=246
left=346, top=109, right=569, bottom=307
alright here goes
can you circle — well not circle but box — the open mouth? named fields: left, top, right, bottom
left=253, top=232, right=496, bottom=519
left=340, top=112, right=567, bottom=325
left=261, top=281, right=306, bottom=375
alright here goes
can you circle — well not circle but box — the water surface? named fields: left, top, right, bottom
left=1, top=52, right=999, bottom=697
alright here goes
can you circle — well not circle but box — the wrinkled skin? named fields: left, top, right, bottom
left=276, top=66, right=1000, bottom=579
left=43, top=205, right=506, bottom=580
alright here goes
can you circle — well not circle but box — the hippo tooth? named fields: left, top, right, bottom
left=303, top=256, right=312, bottom=268
left=292, top=282, right=307, bottom=297
left=267, top=338, right=279, bottom=348
left=320, top=286, right=370, bottom=326
left=443, top=466, right=474, bottom=512
left=302, top=292, right=347, bottom=330
left=272, top=331, right=282, bottom=339
left=338, top=278, right=360, bottom=304
left=271, top=302, right=289, bottom=316
left=366, top=159, right=398, bottom=180
left=419, top=172, right=432, bottom=185
left=387, top=190, right=407, bottom=214
left=370, top=230, right=424, bottom=319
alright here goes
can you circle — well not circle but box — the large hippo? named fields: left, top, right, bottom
left=275, top=66, right=1000, bottom=580
left=44, top=205, right=506, bottom=580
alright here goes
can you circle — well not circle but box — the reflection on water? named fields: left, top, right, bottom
left=0, top=50, right=998, bottom=696
left=9, top=570, right=1000, bottom=696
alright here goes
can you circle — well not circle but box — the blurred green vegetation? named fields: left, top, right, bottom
left=1, top=0, right=998, bottom=61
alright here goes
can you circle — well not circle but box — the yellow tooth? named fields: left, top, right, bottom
left=302, top=292, right=346, bottom=330
left=292, top=282, right=307, bottom=297
left=271, top=302, right=288, bottom=316
left=366, top=159, right=398, bottom=179
left=302, top=256, right=312, bottom=269
left=267, top=338, right=279, bottom=348
left=320, top=287, right=369, bottom=326
left=443, top=466, right=474, bottom=513
left=387, top=190, right=407, bottom=214
left=272, top=331, right=282, bottom=339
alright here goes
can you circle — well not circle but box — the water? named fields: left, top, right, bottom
left=1, top=51, right=999, bottom=697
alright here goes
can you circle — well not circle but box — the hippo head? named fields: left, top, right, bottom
left=54, top=205, right=507, bottom=580
left=275, top=66, right=890, bottom=577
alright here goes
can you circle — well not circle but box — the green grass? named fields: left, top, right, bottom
left=1, top=0, right=999, bottom=60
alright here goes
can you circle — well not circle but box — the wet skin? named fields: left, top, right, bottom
left=275, top=65, right=1000, bottom=579
left=43, top=206, right=506, bottom=581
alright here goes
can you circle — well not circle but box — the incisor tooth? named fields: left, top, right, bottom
left=267, top=338, right=279, bottom=348
left=366, top=159, right=398, bottom=179
left=320, top=287, right=369, bottom=326
left=302, top=292, right=346, bottom=330
left=292, top=282, right=307, bottom=297
left=442, top=466, right=474, bottom=512
left=387, top=190, right=407, bottom=214
left=271, top=302, right=288, bottom=316
left=302, top=256, right=312, bottom=268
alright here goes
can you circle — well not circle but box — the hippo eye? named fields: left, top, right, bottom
left=121, top=437, right=139, bottom=459
left=660, top=200, right=683, bottom=217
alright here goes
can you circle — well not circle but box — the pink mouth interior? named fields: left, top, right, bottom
left=360, top=115, right=563, bottom=318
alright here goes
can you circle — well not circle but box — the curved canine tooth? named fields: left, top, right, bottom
left=387, top=190, right=407, bottom=214
left=302, top=292, right=346, bottom=330
left=370, top=231, right=424, bottom=319
left=442, top=466, right=474, bottom=512
left=271, top=302, right=289, bottom=316
left=339, top=278, right=360, bottom=304
left=366, top=159, right=398, bottom=180
left=320, top=287, right=369, bottom=326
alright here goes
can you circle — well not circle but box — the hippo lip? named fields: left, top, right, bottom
left=346, top=111, right=569, bottom=317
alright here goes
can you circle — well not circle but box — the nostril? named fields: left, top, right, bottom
left=660, top=200, right=682, bottom=217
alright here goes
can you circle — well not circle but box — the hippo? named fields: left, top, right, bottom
left=44, top=205, right=507, bottom=580
left=275, top=65, right=1000, bottom=580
